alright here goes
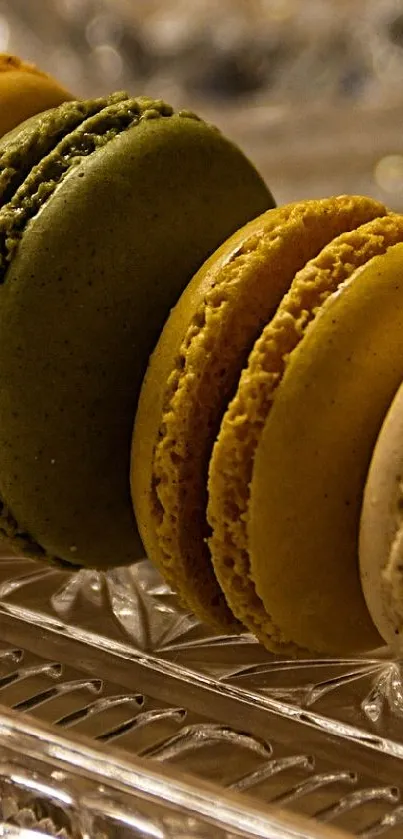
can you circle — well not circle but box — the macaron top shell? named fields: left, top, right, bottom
left=131, top=195, right=386, bottom=631
left=0, top=94, right=180, bottom=270
left=0, top=94, right=272, bottom=569
left=0, top=54, right=73, bottom=138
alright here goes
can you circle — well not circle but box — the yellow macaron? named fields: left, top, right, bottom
left=131, top=195, right=387, bottom=637
left=210, top=215, right=403, bottom=655
left=0, top=54, right=73, bottom=138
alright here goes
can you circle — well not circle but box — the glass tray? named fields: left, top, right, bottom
left=0, top=550, right=401, bottom=838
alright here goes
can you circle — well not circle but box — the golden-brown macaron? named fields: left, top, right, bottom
left=131, top=195, right=387, bottom=634
left=0, top=54, right=73, bottom=138
left=247, top=244, right=403, bottom=655
left=209, top=214, right=403, bottom=655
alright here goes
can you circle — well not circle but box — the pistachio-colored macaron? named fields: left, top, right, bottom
left=131, top=195, right=387, bottom=633
left=0, top=54, right=73, bottom=137
left=0, top=92, right=273, bottom=569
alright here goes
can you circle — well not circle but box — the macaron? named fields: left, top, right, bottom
left=0, top=91, right=273, bottom=569
left=0, top=54, right=73, bottom=138
left=241, top=238, right=403, bottom=656
left=359, top=274, right=403, bottom=649
left=131, top=195, right=388, bottom=635
left=209, top=213, right=403, bottom=655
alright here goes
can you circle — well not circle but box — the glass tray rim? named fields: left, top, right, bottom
left=0, top=553, right=402, bottom=838
left=0, top=702, right=353, bottom=839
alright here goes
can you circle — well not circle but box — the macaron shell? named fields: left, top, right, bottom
left=132, top=196, right=386, bottom=630
left=0, top=112, right=271, bottom=569
left=207, top=212, right=403, bottom=652
left=360, top=338, right=403, bottom=646
left=0, top=55, right=73, bottom=137
left=132, top=207, right=284, bottom=630
left=248, top=249, right=403, bottom=654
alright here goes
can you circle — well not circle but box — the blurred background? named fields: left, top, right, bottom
left=3, top=0, right=403, bottom=208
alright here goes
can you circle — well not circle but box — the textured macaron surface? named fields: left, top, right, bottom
left=0, top=94, right=177, bottom=269
left=0, top=93, right=273, bottom=568
left=248, top=242, right=403, bottom=655
left=132, top=195, right=386, bottom=632
left=208, top=212, right=403, bottom=653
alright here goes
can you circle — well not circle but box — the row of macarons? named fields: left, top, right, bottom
left=1, top=54, right=403, bottom=656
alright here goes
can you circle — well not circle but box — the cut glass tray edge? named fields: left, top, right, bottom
left=1, top=555, right=403, bottom=837
left=0, top=561, right=402, bottom=790
left=0, top=598, right=400, bottom=764
left=0, top=705, right=352, bottom=839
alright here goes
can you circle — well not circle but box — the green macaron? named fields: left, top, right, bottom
left=0, top=91, right=273, bottom=570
